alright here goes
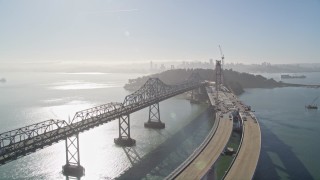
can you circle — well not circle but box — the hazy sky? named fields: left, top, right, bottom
left=0, top=0, right=319, bottom=64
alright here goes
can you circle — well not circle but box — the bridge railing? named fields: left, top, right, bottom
left=0, top=119, right=68, bottom=151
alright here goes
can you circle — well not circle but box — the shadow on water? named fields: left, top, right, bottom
left=116, top=108, right=214, bottom=179
left=254, top=123, right=313, bottom=180
left=271, top=120, right=315, bottom=132
left=122, top=147, right=143, bottom=166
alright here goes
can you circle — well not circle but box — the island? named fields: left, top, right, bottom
left=124, top=69, right=320, bottom=95
left=124, top=69, right=283, bottom=95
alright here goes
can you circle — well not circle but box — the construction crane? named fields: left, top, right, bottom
left=219, top=45, right=224, bottom=69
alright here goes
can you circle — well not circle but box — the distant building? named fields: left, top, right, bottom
left=150, top=61, right=153, bottom=70
left=160, top=64, right=166, bottom=71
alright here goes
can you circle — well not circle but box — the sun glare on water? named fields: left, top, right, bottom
left=50, top=81, right=119, bottom=90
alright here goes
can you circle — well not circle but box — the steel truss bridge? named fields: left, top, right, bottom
left=0, top=74, right=207, bottom=177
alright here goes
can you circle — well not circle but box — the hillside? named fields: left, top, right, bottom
left=124, top=69, right=282, bottom=95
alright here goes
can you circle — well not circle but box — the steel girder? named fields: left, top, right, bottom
left=0, top=119, right=67, bottom=147
left=122, top=77, right=203, bottom=107
left=71, top=102, right=122, bottom=125
left=0, top=119, right=68, bottom=164
left=123, top=78, right=171, bottom=107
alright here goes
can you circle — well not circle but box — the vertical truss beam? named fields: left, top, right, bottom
left=62, top=133, right=84, bottom=177
left=148, top=103, right=161, bottom=123
left=144, top=103, right=165, bottom=129
left=114, top=114, right=136, bottom=146
left=66, top=134, right=80, bottom=166
left=119, top=115, right=131, bottom=139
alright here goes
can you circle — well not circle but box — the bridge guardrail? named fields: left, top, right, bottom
left=221, top=111, right=245, bottom=179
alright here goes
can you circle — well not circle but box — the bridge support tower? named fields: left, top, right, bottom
left=190, top=88, right=202, bottom=103
left=215, top=60, right=223, bottom=102
left=144, top=102, right=165, bottom=129
left=114, top=114, right=136, bottom=146
left=62, top=133, right=85, bottom=178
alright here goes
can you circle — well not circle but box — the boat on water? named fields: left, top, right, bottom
left=281, top=74, right=306, bottom=79
left=306, top=96, right=318, bottom=109
left=305, top=105, right=318, bottom=109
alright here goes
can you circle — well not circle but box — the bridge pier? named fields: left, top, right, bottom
left=114, top=114, right=136, bottom=146
left=62, top=133, right=85, bottom=177
left=144, top=102, right=165, bottom=129
left=190, top=86, right=208, bottom=103
left=190, top=89, right=199, bottom=103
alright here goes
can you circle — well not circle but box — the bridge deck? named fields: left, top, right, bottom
left=175, top=90, right=233, bottom=179
left=171, top=87, right=261, bottom=180
left=176, top=114, right=233, bottom=179
left=224, top=110, right=261, bottom=180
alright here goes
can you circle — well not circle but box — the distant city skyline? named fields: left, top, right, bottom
left=0, top=0, right=319, bottom=64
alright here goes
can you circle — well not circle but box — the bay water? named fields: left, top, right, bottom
left=1, top=71, right=319, bottom=179
left=0, top=72, right=212, bottom=179
left=241, top=72, right=320, bottom=180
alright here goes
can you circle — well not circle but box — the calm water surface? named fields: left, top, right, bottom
left=242, top=72, right=320, bottom=180
left=0, top=72, right=212, bottom=179
left=1, top=71, right=319, bottom=179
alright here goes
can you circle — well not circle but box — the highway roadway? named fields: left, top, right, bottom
left=168, top=86, right=261, bottom=180
left=174, top=90, right=234, bottom=179
left=224, top=109, right=261, bottom=180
